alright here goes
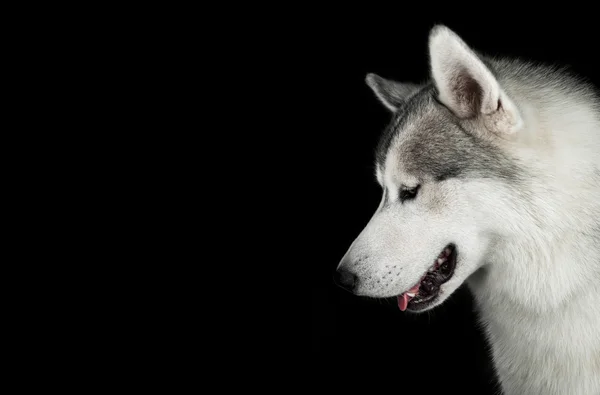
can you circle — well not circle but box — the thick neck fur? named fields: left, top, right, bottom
left=468, top=59, right=600, bottom=309
left=465, top=59, right=600, bottom=394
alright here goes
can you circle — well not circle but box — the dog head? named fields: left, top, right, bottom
left=336, top=25, right=524, bottom=312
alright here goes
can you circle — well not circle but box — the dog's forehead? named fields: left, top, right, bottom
left=376, top=88, right=456, bottom=181
left=375, top=87, right=435, bottom=167
left=376, top=88, right=521, bottom=184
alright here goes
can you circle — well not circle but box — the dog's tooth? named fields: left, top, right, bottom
left=437, top=258, right=445, bottom=264
left=407, top=292, right=415, bottom=297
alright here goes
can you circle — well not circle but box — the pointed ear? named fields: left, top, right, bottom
left=428, top=25, right=522, bottom=134
left=365, top=73, right=420, bottom=112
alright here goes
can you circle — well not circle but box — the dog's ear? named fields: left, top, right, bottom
left=365, top=73, right=420, bottom=112
left=428, top=25, right=522, bottom=134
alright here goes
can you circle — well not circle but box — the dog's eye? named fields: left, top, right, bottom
left=399, top=185, right=420, bottom=203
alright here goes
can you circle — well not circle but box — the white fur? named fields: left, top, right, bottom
left=429, top=26, right=523, bottom=134
left=340, top=25, right=600, bottom=394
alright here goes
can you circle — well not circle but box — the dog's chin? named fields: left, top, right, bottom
left=396, top=243, right=459, bottom=312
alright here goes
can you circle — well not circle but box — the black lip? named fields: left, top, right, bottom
left=407, top=244, right=457, bottom=311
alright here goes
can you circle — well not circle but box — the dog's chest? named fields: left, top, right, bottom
left=467, top=275, right=600, bottom=395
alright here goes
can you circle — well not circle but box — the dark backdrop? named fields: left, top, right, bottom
left=310, top=14, right=598, bottom=392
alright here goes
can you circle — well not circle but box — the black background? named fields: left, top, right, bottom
left=310, top=14, right=598, bottom=392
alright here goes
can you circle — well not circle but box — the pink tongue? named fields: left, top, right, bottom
left=398, top=294, right=410, bottom=311
left=397, top=282, right=421, bottom=311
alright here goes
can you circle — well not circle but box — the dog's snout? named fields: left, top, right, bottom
left=334, top=267, right=358, bottom=293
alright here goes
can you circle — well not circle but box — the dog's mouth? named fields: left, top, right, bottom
left=397, top=244, right=457, bottom=312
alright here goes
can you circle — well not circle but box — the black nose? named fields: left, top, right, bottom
left=334, top=267, right=358, bottom=292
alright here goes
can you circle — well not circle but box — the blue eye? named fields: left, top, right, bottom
left=399, top=185, right=420, bottom=203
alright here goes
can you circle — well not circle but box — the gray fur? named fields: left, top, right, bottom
left=375, top=85, right=523, bottom=184
left=341, top=25, right=600, bottom=395
left=366, top=73, right=421, bottom=111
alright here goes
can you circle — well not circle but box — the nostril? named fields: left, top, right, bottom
left=341, top=271, right=356, bottom=287
left=334, top=268, right=357, bottom=292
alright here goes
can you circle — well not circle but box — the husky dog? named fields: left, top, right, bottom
left=335, top=25, right=600, bottom=394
